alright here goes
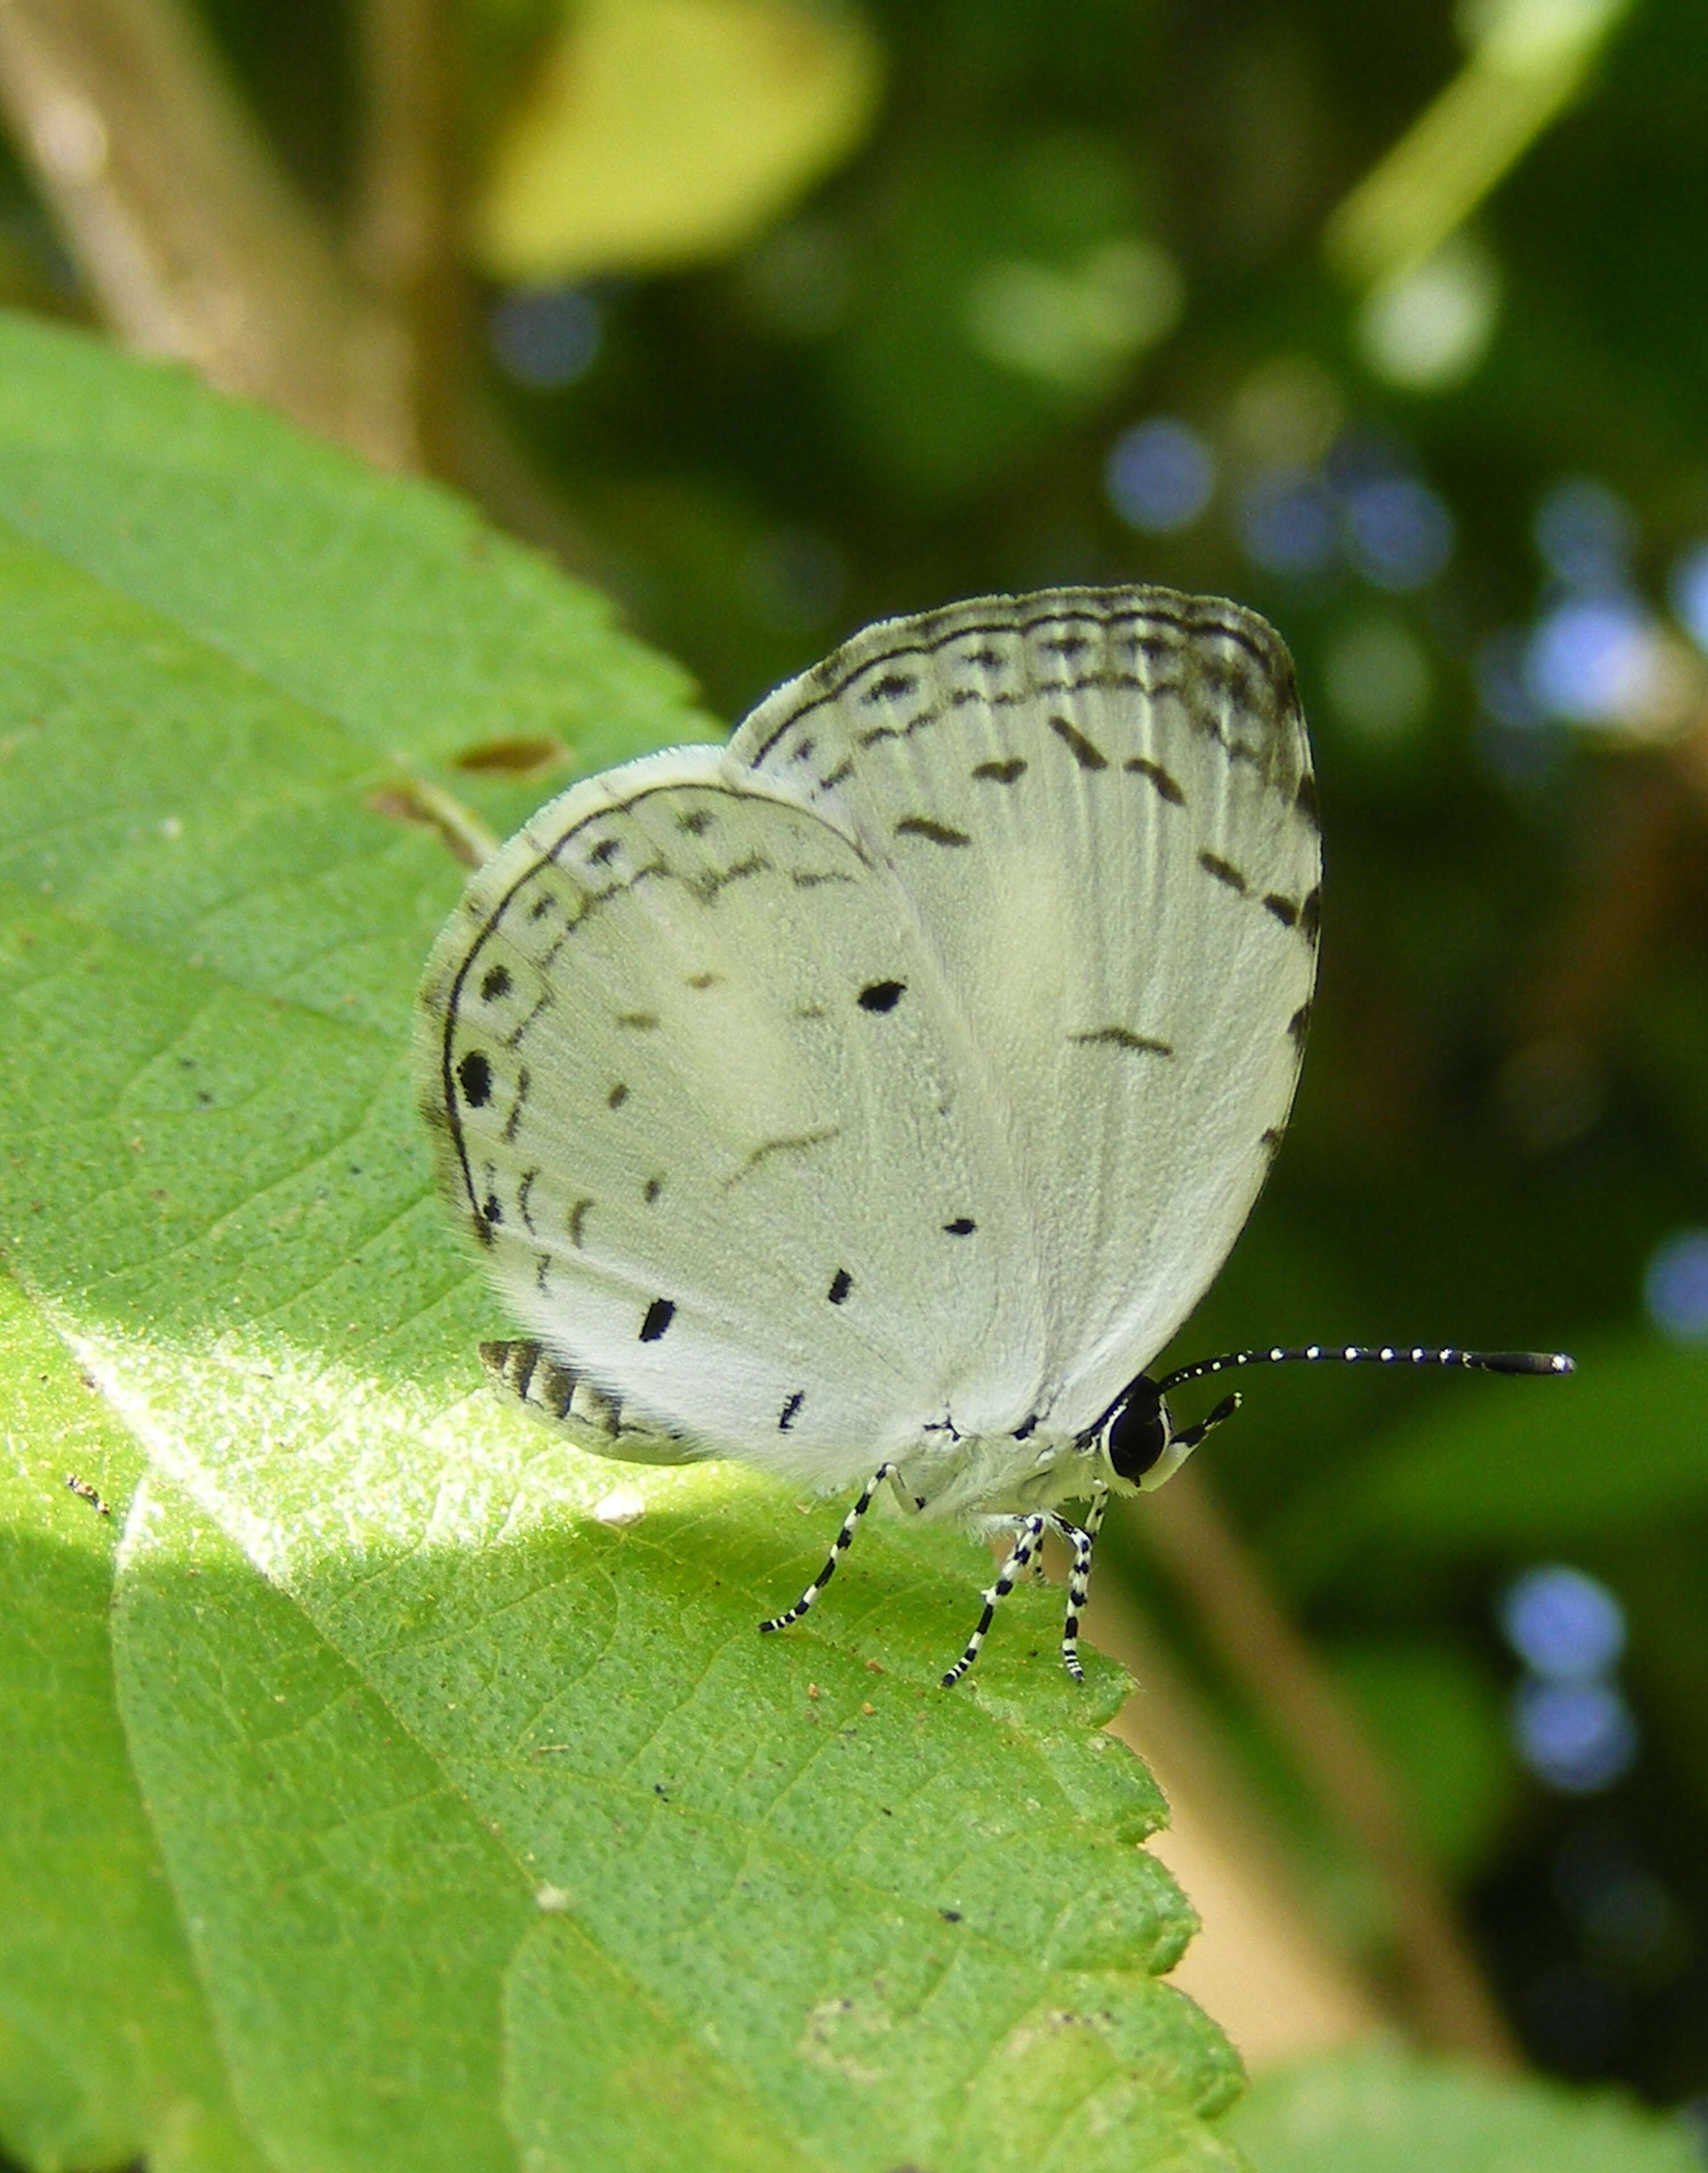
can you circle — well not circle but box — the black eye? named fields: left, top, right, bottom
left=1105, top=1379, right=1168, bottom=1480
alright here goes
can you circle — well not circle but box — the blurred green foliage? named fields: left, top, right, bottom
left=1, top=0, right=1705, bottom=2136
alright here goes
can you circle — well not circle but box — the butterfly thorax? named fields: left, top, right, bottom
left=873, top=1424, right=1131, bottom=1525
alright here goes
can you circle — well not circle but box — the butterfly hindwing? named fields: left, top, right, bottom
left=418, top=748, right=1047, bottom=1482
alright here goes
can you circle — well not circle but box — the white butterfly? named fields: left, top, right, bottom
left=418, top=586, right=1570, bottom=1684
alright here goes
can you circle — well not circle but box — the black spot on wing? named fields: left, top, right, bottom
left=1300, top=885, right=1322, bottom=940
left=607, top=1082, right=629, bottom=1108
left=733, top=1127, right=843, bottom=1180
left=588, top=837, right=619, bottom=866
left=971, top=757, right=1026, bottom=783
left=942, top=1217, right=976, bottom=1236
left=778, top=1390, right=805, bottom=1431
left=1200, top=654, right=1261, bottom=705
left=1199, top=852, right=1249, bottom=895
left=686, top=971, right=717, bottom=989
left=1260, top=1127, right=1284, bottom=1157
left=1288, top=1002, right=1313, bottom=1045
left=1262, top=893, right=1299, bottom=927
left=1296, top=773, right=1320, bottom=827
left=827, top=1268, right=853, bottom=1304
left=895, top=815, right=972, bottom=847
left=1124, top=756, right=1184, bottom=804
left=500, top=1065, right=530, bottom=1143
left=618, top=1010, right=660, bottom=1030
left=1049, top=715, right=1108, bottom=771
left=677, top=807, right=713, bottom=835
left=568, top=1198, right=592, bottom=1247
left=457, top=1050, right=492, bottom=1107
left=1070, top=1026, right=1173, bottom=1057
left=859, top=709, right=940, bottom=749
left=863, top=670, right=919, bottom=703
left=639, top=1298, right=675, bottom=1342
left=504, top=992, right=552, bottom=1058
left=689, top=851, right=771, bottom=902
left=858, top=979, right=906, bottom=1012
left=643, top=1175, right=663, bottom=1204
left=479, top=964, right=512, bottom=1002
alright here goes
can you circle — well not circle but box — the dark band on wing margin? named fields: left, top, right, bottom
left=746, top=593, right=1296, bottom=763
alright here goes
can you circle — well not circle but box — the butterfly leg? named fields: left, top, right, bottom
left=759, top=1462, right=898, bottom=1637
left=941, top=1514, right=1048, bottom=1688
left=1052, top=1486, right=1108, bottom=1682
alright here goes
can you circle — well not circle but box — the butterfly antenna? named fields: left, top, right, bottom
left=1156, top=1344, right=1575, bottom=1395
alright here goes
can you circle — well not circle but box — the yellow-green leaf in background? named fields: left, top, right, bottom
left=475, top=0, right=882, bottom=281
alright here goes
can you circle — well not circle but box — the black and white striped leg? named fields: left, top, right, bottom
left=941, top=1515, right=1047, bottom=1689
left=1053, top=1488, right=1108, bottom=1683
left=759, top=1461, right=898, bottom=1636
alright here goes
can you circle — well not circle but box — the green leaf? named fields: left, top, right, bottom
left=0, top=310, right=1237, bottom=2173
left=1223, top=2046, right=1702, bottom=2173
left=0, top=1274, right=268, bottom=2173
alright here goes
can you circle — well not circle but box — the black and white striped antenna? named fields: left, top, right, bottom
left=1157, top=1343, right=1574, bottom=1394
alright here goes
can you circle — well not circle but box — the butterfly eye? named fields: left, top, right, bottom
left=1103, top=1379, right=1168, bottom=1481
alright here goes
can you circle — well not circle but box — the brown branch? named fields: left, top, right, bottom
left=0, top=0, right=618, bottom=566
left=0, top=0, right=410, bottom=463
left=351, top=0, right=467, bottom=475
left=1135, top=1462, right=1522, bottom=2066
left=348, top=0, right=601, bottom=565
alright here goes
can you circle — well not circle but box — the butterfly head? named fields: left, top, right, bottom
left=1084, top=1375, right=1242, bottom=1496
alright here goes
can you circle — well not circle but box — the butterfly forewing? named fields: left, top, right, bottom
left=418, top=585, right=1318, bottom=1482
